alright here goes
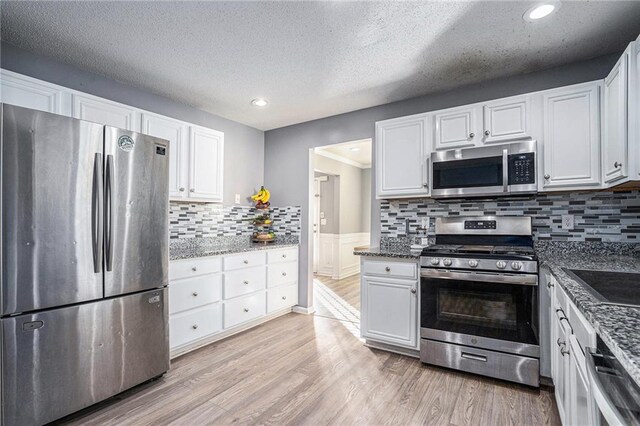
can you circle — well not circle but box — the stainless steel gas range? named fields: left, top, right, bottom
left=419, top=216, right=540, bottom=387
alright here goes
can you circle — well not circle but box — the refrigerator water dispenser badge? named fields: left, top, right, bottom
left=118, top=135, right=135, bottom=152
left=148, top=295, right=161, bottom=304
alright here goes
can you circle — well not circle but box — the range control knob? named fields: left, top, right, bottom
left=496, top=260, right=507, bottom=269
left=430, top=258, right=440, bottom=266
left=443, top=258, right=452, bottom=267
left=468, top=259, right=478, bottom=268
left=511, top=261, right=523, bottom=271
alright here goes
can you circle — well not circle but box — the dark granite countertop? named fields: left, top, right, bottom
left=537, top=242, right=640, bottom=388
left=170, top=236, right=299, bottom=261
left=353, top=246, right=422, bottom=259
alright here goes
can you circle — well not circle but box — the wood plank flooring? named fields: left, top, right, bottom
left=59, top=310, right=560, bottom=426
left=313, top=274, right=360, bottom=323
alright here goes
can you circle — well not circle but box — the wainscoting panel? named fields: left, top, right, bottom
left=317, top=233, right=370, bottom=279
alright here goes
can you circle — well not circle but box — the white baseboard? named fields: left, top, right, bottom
left=317, top=232, right=370, bottom=279
left=292, top=305, right=316, bottom=315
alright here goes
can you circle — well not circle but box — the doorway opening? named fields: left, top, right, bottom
left=310, top=139, right=372, bottom=333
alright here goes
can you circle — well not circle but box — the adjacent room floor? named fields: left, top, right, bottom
left=60, top=281, right=560, bottom=425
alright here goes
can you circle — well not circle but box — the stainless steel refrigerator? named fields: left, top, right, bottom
left=0, top=104, right=170, bottom=425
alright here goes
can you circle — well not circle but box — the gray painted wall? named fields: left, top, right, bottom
left=315, top=172, right=339, bottom=234
left=1, top=42, right=265, bottom=206
left=265, top=52, right=620, bottom=308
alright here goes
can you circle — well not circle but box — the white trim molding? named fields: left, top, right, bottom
left=292, top=305, right=316, bottom=315
left=317, top=232, right=370, bottom=279
left=314, top=149, right=370, bottom=169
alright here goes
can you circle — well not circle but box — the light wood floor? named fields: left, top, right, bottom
left=59, top=310, right=560, bottom=425
left=313, top=274, right=360, bottom=323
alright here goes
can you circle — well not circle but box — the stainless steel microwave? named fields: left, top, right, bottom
left=430, top=140, right=537, bottom=199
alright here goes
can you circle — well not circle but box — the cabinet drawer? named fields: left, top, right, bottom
left=170, top=257, right=222, bottom=281
left=267, top=262, right=298, bottom=288
left=267, top=247, right=298, bottom=264
left=169, top=274, right=222, bottom=314
left=223, top=266, right=266, bottom=299
left=223, top=251, right=266, bottom=271
left=267, top=284, right=298, bottom=313
left=362, top=259, right=417, bottom=279
left=170, top=304, right=221, bottom=349
left=554, top=279, right=568, bottom=311
left=224, top=292, right=266, bottom=329
left=568, top=301, right=596, bottom=352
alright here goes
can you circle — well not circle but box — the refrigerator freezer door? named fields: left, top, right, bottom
left=1, top=104, right=104, bottom=315
left=103, top=127, right=169, bottom=297
left=1, top=288, right=169, bottom=425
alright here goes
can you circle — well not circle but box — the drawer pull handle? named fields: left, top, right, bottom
left=243, top=260, right=249, bottom=264
left=282, top=296, right=287, bottom=300
left=244, top=280, right=249, bottom=285
left=244, top=308, right=249, bottom=313
left=461, top=352, right=487, bottom=362
left=192, top=291, right=198, bottom=297
left=557, top=338, right=565, bottom=347
left=192, top=267, right=197, bottom=272
left=547, top=281, right=554, bottom=288
left=282, top=272, right=287, bottom=277
left=192, top=324, right=199, bottom=330
left=282, top=254, right=287, bottom=258
left=385, top=267, right=391, bottom=272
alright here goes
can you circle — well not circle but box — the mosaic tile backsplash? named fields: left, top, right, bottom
left=169, top=202, right=301, bottom=239
left=381, top=190, right=640, bottom=242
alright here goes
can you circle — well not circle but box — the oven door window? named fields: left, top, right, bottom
left=421, top=277, right=538, bottom=346
left=432, top=156, right=503, bottom=190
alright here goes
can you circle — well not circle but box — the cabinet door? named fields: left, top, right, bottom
left=375, top=114, right=429, bottom=198
left=603, top=51, right=629, bottom=184
left=553, top=309, right=571, bottom=426
left=141, top=113, right=189, bottom=199
left=630, top=41, right=640, bottom=179
left=361, top=275, right=417, bottom=349
left=483, top=96, right=530, bottom=143
left=188, top=126, right=224, bottom=202
left=433, top=106, right=478, bottom=150
left=72, top=93, right=138, bottom=130
left=0, top=70, right=66, bottom=114
left=541, top=83, right=601, bottom=190
left=569, top=335, right=593, bottom=426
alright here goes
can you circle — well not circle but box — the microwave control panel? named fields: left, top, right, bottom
left=508, top=153, right=535, bottom=185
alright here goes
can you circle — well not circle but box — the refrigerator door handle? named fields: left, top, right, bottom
left=92, top=153, right=103, bottom=273
left=105, top=154, right=115, bottom=271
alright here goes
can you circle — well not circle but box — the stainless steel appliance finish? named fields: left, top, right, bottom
left=430, top=140, right=537, bottom=199
left=1, top=104, right=170, bottom=425
left=420, top=215, right=540, bottom=387
left=1, top=288, right=169, bottom=426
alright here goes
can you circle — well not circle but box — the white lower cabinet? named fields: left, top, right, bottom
left=169, top=246, right=298, bottom=356
left=360, top=258, right=419, bottom=350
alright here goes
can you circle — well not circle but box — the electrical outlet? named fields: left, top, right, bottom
left=235, top=194, right=241, bottom=204
left=562, top=215, right=574, bottom=230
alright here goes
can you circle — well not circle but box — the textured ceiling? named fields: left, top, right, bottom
left=317, top=139, right=372, bottom=167
left=2, top=1, right=640, bottom=131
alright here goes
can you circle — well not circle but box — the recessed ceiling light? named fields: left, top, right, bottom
left=524, top=3, right=559, bottom=22
left=251, top=98, right=268, bottom=107
left=349, top=147, right=360, bottom=152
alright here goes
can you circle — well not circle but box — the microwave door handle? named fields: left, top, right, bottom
left=586, top=350, right=627, bottom=426
left=502, top=148, right=509, bottom=193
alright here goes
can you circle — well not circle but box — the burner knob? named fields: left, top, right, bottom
left=496, top=260, right=507, bottom=269
left=430, top=258, right=440, bottom=266
left=468, top=260, right=478, bottom=268
left=511, top=261, right=523, bottom=271
left=443, top=258, right=452, bottom=267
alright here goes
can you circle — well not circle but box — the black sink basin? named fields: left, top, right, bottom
left=563, top=269, right=640, bottom=308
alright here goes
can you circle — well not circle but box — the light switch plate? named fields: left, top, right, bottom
left=562, top=215, right=574, bottom=230
left=320, top=212, right=325, bottom=219
left=234, top=194, right=240, bottom=204
left=320, top=219, right=327, bottom=226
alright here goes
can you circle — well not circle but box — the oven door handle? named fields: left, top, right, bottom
left=420, top=269, right=538, bottom=286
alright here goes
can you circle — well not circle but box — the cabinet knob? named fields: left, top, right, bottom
left=243, top=280, right=249, bottom=285
left=192, top=324, right=199, bottom=330
left=282, top=272, right=287, bottom=277
left=484, top=130, right=490, bottom=136
left=190, top=188, right=195, bottom=192
left=556, top=338, right=565, bottom=348
left=179, top=187, right=185, bottom=192
left=560, top=346, right=570, bottom=356
left=411, top=288, right=417, bottom=294
left=385, top=266, right=391, bottom=272
left=192, top=266, right=197, bottom=272
left=544, top=174, right=550, bottom=180
left=282, top=296, right=287, bottom=300
left=282, top=254, right=287, bottom=258
left=615, top=161, right=622, bottom=168
left=244, top=308, right=249, bottom=313
left=243, top=260, right=249, bottom=264
left=469, top=133, right=475, bottom=138
left=192, top=291, right=198, bottom=297
left=547, top=281, right=554, bottom=288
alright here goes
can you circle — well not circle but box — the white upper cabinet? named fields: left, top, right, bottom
left=0, top=69, right=67, bottom=114
left=603, top=48, right=629, bottom=185
left=189, top=126, right=224, bottom=202
left=482, top=95, right=531, bottom=143
left=433, top=105, right=478, bottom=150
left=141, top=113, right=189, bottom=199
left=630, top=40, right=640, bottom=179
left=72, top=93, right=138, bottom=131
left=541, top=82, right=602, bottom=191
left=375, top=114, right=429, bottom=199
